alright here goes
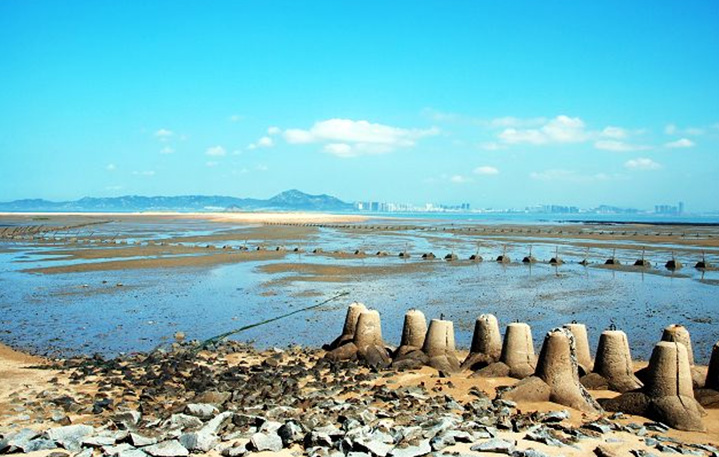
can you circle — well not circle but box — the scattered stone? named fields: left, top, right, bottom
left=470, top=438, right=516, bottom=454
left=184, top=403, right=219, bottom=419
left=249, top=432, right=283, bottom=452
left=142, top=440, right=190, bottom=457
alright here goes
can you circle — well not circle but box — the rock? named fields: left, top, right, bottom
left=277, top=421, right=304, bottom=446
left=163, top=414, right=203, bottom=430
left=388, top=439, right=431, bottom=457
left=249, top=432, right=283, bottom=452
left=258, top=420, right=283, bottom=434
left=142, top=440, right=189, bottom=457
left=179, top=430, right=219, bottom=452
left=20, top=438, right=57, bottom=453
left=117, top=450, right=149, bottom=457
left=81, top=435, right=117, bottom=447
left=113, top=411, right=142, bottom=428
left=201, top=411, right=234, bottom=435
left=184, top=403, right=219, bottom=420
left=0, top=429, right=40, bottom=453
left=45, top=424, right=95, bottom=451
left=129, top=433, right=157, bottom=447
left=470, top=438, right=516, bottom=454
left=103, top=443, right=135, bottom=456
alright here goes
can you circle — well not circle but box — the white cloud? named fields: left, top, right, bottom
left=267, top=126, right=281, bottom=135
left=594, top=140, right=650, bottom=152
left=499, top=115, right=588, bottom=145
left=473, top=166, right=499, bottom=175
left=450, top=175, right=471, bottom=183
left=665, top=124, right=705, bottom=136
left=255, top=164, right=268, bottom=171
left=282, top=118, right=439, bottom=157
left=106, top=163, right=116, bottom=171
left=624, top=157, right=661, bottom=170
left=257, top=136, right=274, bottom=147
left=132, top=170, right=155, bottom=176
left=206, top=161, right=219, bottom=167
left=324, top=143, right=354, bottom=158
left=529, top=169, right=620, bottom=182
left=206, top=145, right=227, bottom=156
left=477, top=142, right=506, bottom=151
left=284, top=129, right=316, bottom=144
left=601, top=126, right=628, bottom=139
left=664, top=138, right=695, bottom=149
left=160, top=146, right=174, bottom=154
left=489, top=116, right=547, bottom=128
left=229, top=114, right=244, bottom=122
left=154, top=129, right=174, bottom=142
left=420, top=108, right=546, bottom=128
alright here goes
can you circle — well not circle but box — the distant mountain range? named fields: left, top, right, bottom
left=0, top=190, right=354, bottom=212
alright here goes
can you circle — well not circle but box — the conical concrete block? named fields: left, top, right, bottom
left=325, top=307, right=390, bottom=368
left=422, top=319, right=460, bottom=373
left=601, top=341, right=705, bottom=431
left=461, top=314, right=502, bottom=370
left=706, top=341, right=719, bottom=391
left=502, top=328, right=602, bottom=413
left=581, top=330, right=642, bottom=393
left=354, top=310, right=383, bottom=351
left=501, top=322, right=536, bottom=378
left=564, top=323, right=593, bottom=374
left=661, top=324, right=694, bottom=366
left=326, top=302, right=367, bottom=350
left=473, top=322, right=535, bottom=379
left=696, top=341, right=719, bottom=407
left=392, top=310, right=429, bottom=369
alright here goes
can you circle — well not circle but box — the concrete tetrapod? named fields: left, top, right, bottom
left=563, top=323, right=593, bottom=375
left=325, top=302, right=367, bottom=350
left=581, top=330, right=642, bottom=393
left=473, top=322, right=536, bottom=379
left=601, top=341, right=706, bottom=431
left=660, top=324, right=705, bottom=388
left=392, top=309, right=430, bottom=370
left=695, top=341, right=719, bottom=407
left=421, top=319, right=461, bottom=373
left=501, top=328, right=603, bottom=413
left=461, top=314, right=502, bottom=371
left=326, top=309, right=391, bottom=368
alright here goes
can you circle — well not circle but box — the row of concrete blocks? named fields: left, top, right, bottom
left=325, top=303, right=719, bottom=432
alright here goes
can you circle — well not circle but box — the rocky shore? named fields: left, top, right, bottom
left=1, top=338, right=717, bottom=457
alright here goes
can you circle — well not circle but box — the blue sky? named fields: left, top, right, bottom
left=1, top=1, right=718, bottom=211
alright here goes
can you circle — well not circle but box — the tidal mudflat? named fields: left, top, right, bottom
left=1, top=213, right=718, bottom=362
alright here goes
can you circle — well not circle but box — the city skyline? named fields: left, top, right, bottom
left=2, top=1, right=718, bottom=210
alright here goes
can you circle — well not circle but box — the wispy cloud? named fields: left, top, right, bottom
left=267, top=126, right=281, bottom=135
left=530, top=169, right=620, bottom=182
left=624, top=157, right=661, bottom=170
left=106, top=163, right=116, bottom=171
left=449, top=174, right=471, bottom=183
left=160, top=146, right=174, bottom=154
left=665, top=124, right=705, bottom=136
left=499, top=115, right=588, bottom=145
left=154, top=129, right=174, bottom=141
left=132, top=170, right=156, bottom=176
left=282, top=118, right=439, bottom=157
left=664, top=138, right=695, bottom=149
left=206, top=145, right=227, bottom=156
left=247, top=136, right=274, bottom=150
left=473, top=165, right=499, bottom=175
left=206, top=161, right=219, bottom=167
left=229, top=114, right=244, bottom=122
left=594, top=140, right=651, bottom=152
